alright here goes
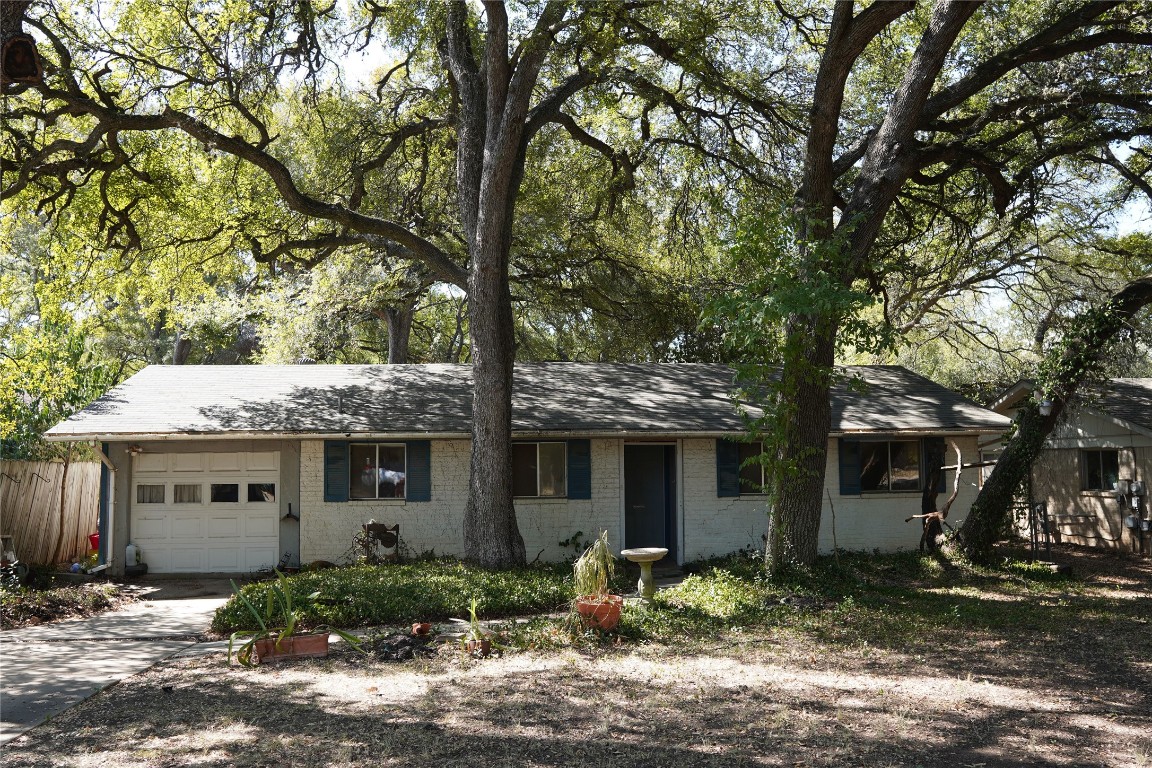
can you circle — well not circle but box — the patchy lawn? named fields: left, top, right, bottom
left=3, top=544, right=1150, bottom=767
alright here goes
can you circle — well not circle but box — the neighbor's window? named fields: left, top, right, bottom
left=136, top=484, right=164, bottom=504
left=859, top=440, right=921, bottom=492
left=350, top=444, right=406, bottom=499
left=739, top=442, right=766, bottom=494
left=1082, top=450, right=1120, bottom=491
left=512, top=442, right=566, bottom=497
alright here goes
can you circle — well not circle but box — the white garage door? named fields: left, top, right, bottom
left=131, top=451, right=280, bottom=573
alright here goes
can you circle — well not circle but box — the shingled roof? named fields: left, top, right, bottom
left=44, top=363, right=1010, bottom=441
left=1096, top=379, right=1152, bottom=434
left=992, top=378, right=1152, bottom=437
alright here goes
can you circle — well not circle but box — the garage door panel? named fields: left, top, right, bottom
left=207, top=548, right=241, bottom=571
left=206, top=516, right=240, bottom=538
left=135, top=516, right=169, bottom=540
left=131, top=451, right=280, bottom=573
left=247, top=452, right=277, bottom=471
left=209, top=453, right=240, bottom=471
left=173, top=453, right=204, bottom=472
left=168, top=548, right=205, bottom=572
left=244, top=513, right=278, bottom=538
left=243, top=547, right=279, bottom=571
left=135, top=454, right=167, bottom=473
left=171, top=517, right=203, bottom=539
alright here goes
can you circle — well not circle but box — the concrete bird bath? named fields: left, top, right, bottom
left=620, top=547, right=668, bottom=600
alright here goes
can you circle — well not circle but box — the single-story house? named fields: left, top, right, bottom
left=991, top=378, right=1152, bottom=551
left=46, top=363, right=1011, bottom=575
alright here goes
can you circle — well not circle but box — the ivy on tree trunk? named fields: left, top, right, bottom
left=957, top=275, right=1152, bottom=561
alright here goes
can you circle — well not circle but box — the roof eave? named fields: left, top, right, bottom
left=46, top=425, right=1011, bottom=442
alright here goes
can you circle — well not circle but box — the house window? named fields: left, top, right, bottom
left=247, top=483, right=276, bottom=503
left=174, top=484, right=202, bottom=503
left=350, top=443, right=406, bottom=499
left=513, top=442, right=567, bottom=497
left=739, top=442, right=766, bottom=494
left=1082, top=450, right=1119, bottom=491
left=211, top=484, right=240, bottom=502
left=136, top=484, right=164, bottom=503
left=859, top=440, right=921, bottom=492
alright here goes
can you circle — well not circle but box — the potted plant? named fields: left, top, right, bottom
left=572, top=530, right=623, bottom=631
left=461, top=597, right=492, bottom=657
left=227, top=569, right=361, bottom=666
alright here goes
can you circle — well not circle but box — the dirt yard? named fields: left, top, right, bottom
left=4, top=545, right=1150, bottom=767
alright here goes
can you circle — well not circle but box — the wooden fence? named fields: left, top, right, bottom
left=0, top=460, right=102, bottom=565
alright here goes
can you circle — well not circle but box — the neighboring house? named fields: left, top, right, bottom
left=991, top=379, right=1152, bottom=551
left=45, top=363, right=1010, bottom=575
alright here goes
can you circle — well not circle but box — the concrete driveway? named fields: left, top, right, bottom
left=0, top=582, right=233, bottom=745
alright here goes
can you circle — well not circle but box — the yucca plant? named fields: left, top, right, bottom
left=227, top=569, right=360, bottom=667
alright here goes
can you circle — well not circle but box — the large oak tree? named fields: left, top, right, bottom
left=637, top=1, right=1152, bottom=571
left=2, top=1, right=640, bottom=567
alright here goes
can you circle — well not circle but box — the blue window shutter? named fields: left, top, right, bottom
left=838, top=439, right=861, bottom=496
left=406, top=440, right=432, bottom=502
left=567, top=439, right=592, bottom=499
left=716, top=439, right=741, bottom=497
left=324, top=441, right=349, bottom=502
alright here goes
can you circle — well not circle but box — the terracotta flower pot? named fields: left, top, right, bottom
left=574, top=594, right=623, bottom=631
left=464, top=637, right=492, bottom=657
left=412, top=622, right=433, bottom=636
left=252, top=633, right=330, bottom=664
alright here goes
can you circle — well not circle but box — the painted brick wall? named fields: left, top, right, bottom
left=300, top=439, right=471, bottom=562
left=819, top=435, right=984, bottom=553
left=516, top=439, right=622, bottom=561
left=301, top=435, right=989, bottom=565
left=300, top=438, right=624, bottom=563
left=681, top=438, right=768, bottom=560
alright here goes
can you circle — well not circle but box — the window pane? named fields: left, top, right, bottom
left=1085, top=451, right=1102, bottom=490
left=136, top=484, right=164, bottom=503
left=247, top=483, right=276, bottom=503
left=538, top=443, right=566, bottom=497
left=1085, top=450, right=1120, bottom=491
left=1102, top=451, right=1120, bottom=490
left=859, top=443, right=888, bottom=491
left=350, top=444, right=377, bottom=500
left=512, top=443, right=538, bottom=497
left=738, top=442, right=764, bottom=493
left=211, top=484, right=239, bottom=503
left=378, top=445, right=406, bottom=498
left=889, top=441, right=921, bottom=491
left=174, top=484, right=202, bottom=504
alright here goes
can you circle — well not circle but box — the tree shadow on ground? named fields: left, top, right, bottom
left=3, top=637, right=1149, bottom=768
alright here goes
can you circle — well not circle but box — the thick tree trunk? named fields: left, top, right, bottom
left=172, top=331, right=191, bottom=365
left=766, top=317, right=836, bottom=573
left=443, top=1, right=564, bottom=567
left=382, top=306, right=413, bottom=365
left=957, top=275, right=1152, bottom=560
left=766, top=1, right=978, bottom=572
left=462, top=239, right=525, bottom=568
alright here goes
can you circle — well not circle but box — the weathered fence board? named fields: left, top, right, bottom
left=0, top=460, right=101, bottom=565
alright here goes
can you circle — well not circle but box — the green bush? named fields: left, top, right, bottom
left=212, top=560, right=575, bottom=633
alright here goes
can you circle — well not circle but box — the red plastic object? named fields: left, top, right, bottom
left=88, top=533, right=100, bottom=552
